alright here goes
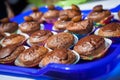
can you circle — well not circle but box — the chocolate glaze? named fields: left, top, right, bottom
left=46, top=32, right=74, bottom=50
left=59, top=4, right=81, bottom=19
left=2, top=34, right=25, bottom=46
left=74, top=35, right=105, bottom=60
left=0, top=45, right=25, bottom=63
left=15, top=46, right=48, bottom=67
left=88, top=5, right=111, bottom=22
left=29, top=30, right=53, bottom=45
left=39, top=48, right=76, bottom=67
left=19, top=16, right=40, bottom=34
left=66, top=19, right=93, bottom=34
left=30, top=7, right=43, bottom=22
left=0, top=18, right=18, bottom=33
left=98, top=22, right=120, bottom=37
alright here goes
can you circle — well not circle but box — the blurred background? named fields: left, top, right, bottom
left=0, top=0, right=94, bottom=19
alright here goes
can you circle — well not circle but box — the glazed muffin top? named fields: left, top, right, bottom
left=88, top=5, right=111, bottom=22
left=0, top=45, right=25, bottom=63
left=29, top=30, right=53, bottom=44
left=0, top=44, right=2, bottom=50
left=19, top=16, right=40, bottom=34
left=54, top=15, right=70, bottom=30
left=42, top=5, right=59, bottom=19
left=15, top=46, right=48, bottom=67
left=59, top=4, right=81, bottom=19
left=74, top=35, right=105, bottom=55
left=46, top=32, right=74, bottom=50
left=118, top=10, right=120, bottom=20
left=0, top=18, right=18, bottom=33
left=39, top=48, right=76, bottom=67
left=66, top=16, right=93, bottom=34
left=0, top=31, right=6, bottom=40
left=30, top=7, right=43, bottom=22
left=98, top=22, right=120, bottom=37
left=2, top=34, right=26, bottom=47
left=0, top=45, right=18, bottom=59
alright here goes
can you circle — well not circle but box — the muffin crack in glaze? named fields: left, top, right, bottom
left=46, top=32, right=74, bottom=50
left=74, top=35, right=106, bottom=60
left=15, top=46, right=48, bottom=67
left=98, top=23, right=120, bottom=37
left=66, top=19, right=93, bottom=34
left=19, top=22, right=40, bottom=33
left=0, top=45, right=25, bottom=63
left=2, top=34, right=26, bottom=47
left=39, top=48, right=76, bottom=67
left=19, top=16, right=40, bottom=34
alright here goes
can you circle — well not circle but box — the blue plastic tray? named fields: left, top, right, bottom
left=0, top=5, right=120, bottom=80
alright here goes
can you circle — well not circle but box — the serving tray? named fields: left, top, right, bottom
left=0, top=5, right=120, bottom=80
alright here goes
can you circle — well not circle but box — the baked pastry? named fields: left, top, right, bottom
left=98, top=22, right=120, bottom=37
left=1, top=34, right=26, bottom=47
left=39, top=48, right=76, bottom=67
left=19, top=16, right=40, bottom=34
left=29, top=30, right=53, bottom=46
left=0, top=18, right=18, bottom=33
left=0, top=44, right=2, bottom=49
left=88, top=5, right=112, bottom=23
left=54, top=15, right=70, bottom=30
left=66, top=16, right=93, bottom=34
left=0, top=45, right=25, bottom=63
left=59, top=4, right=81, bottom=19
left=0, top=31, right=6, bottom=40
left=15, top=46, right=48, bottom=67
left=42, top=5, right=59, bottom=23
left=74, top=35, right=106, bottom=60
left=46, top=32, right=74, bottom=50
left=30, top=7, right=43, bottom=23
left=118, top=10, right=120, bottom=20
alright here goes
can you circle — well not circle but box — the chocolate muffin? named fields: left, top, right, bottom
left=0, top=45, right=25, bottom=63
left=42, top=5, right=59, bottom=23
left=98, top=22, right=120, bottom=37
left=54, top=15, right=70, bottom=30
left=46, top=32, right=74, bottom=50
left=29, top=30, right=53, bottom=46
left=0, top=44, right=2, bottom=49
left=88, top=5, right=111, bottom=23
left=15, top=46, right=48, bottom=67
left=118, top=10, right=120, bottom=20
left=1, top=34, right=26, bottom=47
left=74, top=35, right=106, bottom=60
left=66, top=16, right=93, bottom=34
left=0, top=31, right=6, bottom=40
left=39, top=48, right=76, bottom=67
left=19, top=16, right=40, bottom=34
left=59, top=4, right=81, bottom=19
left=0, top=18, right=18, bottom=33
left=30, top=7, right=43, bottom=23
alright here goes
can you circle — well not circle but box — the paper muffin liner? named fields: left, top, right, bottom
left=44, top=33, right=78, bottom=51
left=94, top=28, right=120, bottom=43
left=94, top=15, right=114, bottom=27
left=0, top=33, right=29, bottom=47
left=81, top=38, right=112, bottom=60
left=39, top=49, right=80, bottom=67
left=26, top=31, right=57, bottom=47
